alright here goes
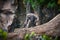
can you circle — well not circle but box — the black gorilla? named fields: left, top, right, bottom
left=24, top=13, right=39, bottom=28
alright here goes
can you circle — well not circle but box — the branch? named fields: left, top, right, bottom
left=8, top=14, right=60, bottom=39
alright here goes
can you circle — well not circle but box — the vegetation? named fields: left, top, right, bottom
left=23, top=0, right=57, bottom=9
left=0, top=0, right=60, bottom=40
left=24, top=32, right=59, bottom=40
left=0, top=29, right=7, bottom=40
left=20, top=0, right=60, bottom=40
left=23, top=0, right=58, bottom=24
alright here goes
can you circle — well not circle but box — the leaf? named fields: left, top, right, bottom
left=24, top=33, right=30, bottom=40
left=30, top=32, right=35, bottom=37
left=47, top=0, right=57, bottom=8
left=0, top=29, right=3, bottom=36
left=2, top=31, right=7, bottom=40
left=42, top=34, right=51, bottom=40
left=0, top=29, right=3, bottom=33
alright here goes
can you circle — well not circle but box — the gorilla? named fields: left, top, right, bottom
left=24, top=13, right=39, bottom=28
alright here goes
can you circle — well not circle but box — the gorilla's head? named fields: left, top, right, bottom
left=0, top=10, right=15, bottom=32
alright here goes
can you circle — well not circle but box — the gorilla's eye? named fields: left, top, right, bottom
left=4, top=12, right=14, bottom=15
left=2, top=11, right=14, bottom=15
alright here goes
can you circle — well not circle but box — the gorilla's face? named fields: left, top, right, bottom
left=0, top=0, right=17, bottom=32
left=0, top=11, right=15, bottom=31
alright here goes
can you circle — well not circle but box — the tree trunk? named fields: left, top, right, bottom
left=25, top=1, right=31, bottom=13
left=8, top=14, right=60, bottom=39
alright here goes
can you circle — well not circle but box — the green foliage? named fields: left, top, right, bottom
left=23, top=0, right=57, bottom=9
left=58, top=8, right=60, bottom=12
left=47, top=1, right=57, bottom=8
left=0, top=29, right=3, bottom=36
left=24, top=33, right=30, bottom=40
left=24, top=32, right=36, bottom=40
left=29, top=32, right=36, bottom=37
left=30, top=0, right=35, bottom=9
left=37, top=0, right=46, bottom=5
left=24, top=32, right=52, bottom=40
left=24, top=32, right=59, bottom=40
left=2, top=31, right=7, bottom=40
left=0, top=29, right=7, bottom=40
left=42, top=34, right=52, bottom=40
